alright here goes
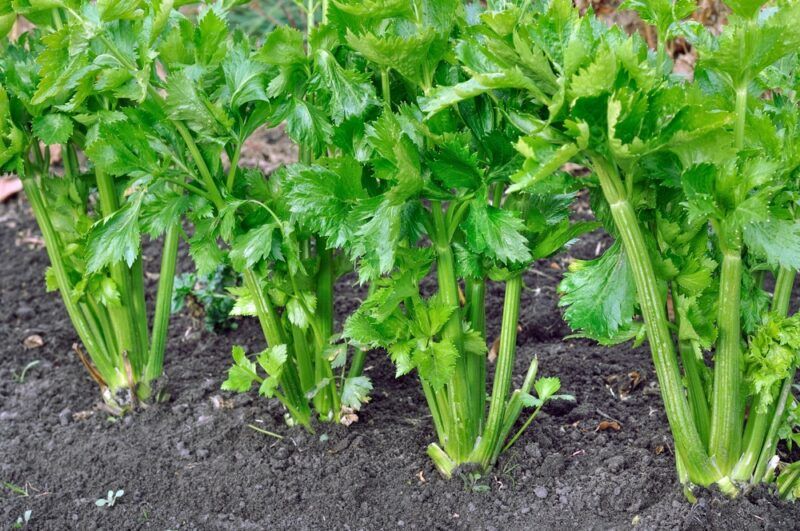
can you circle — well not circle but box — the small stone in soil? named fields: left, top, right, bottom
left=534, top=486, right=549, bottom=499
left=58, top=408, right=72, bottom=426
left=15, top=305, right=34, bottom=319
left=606, top=455, right=626, bottom=473
left=525, top=442, right=542, bottom=461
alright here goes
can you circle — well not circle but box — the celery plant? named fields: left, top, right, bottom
left=305, top=0, right=582, bottom=475
left=0, top=4, right=185, bottom=412
left=430, top=0, right=800, bottom=496
left=217, top=1, right=385, bottom=426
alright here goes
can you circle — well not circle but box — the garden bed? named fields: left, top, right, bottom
left=2, top=188, right=798, bottom=530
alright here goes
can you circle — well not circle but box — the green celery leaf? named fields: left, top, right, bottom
left=534, top=376, right=562, bottom=401
left=744, top=219, right=800, bottom=270
left=287, top=293, right=317, bottom=330
left=189, top=220, right=226, bottom=276
left=257, top=344, right=287, bottom=375
left=140, top=191, right=197, bottom=237
left=558, top=241, right=638, bottom=343
left=531, top=220, right=601, bottom=260
left=313, top=49, right=378, bottom=124
left=429, top=141, right=483, bottom=190
left=462, top=324, right=488, bottom=356
left=413, top=338, right=458, bottom=391
left=228, top=285, right=257, bottom=316
left=221, top=345, right=260, bottom=392
left=700, top=7, right=800, bottom=86
left=32, top=113, right=73, bottom=145
left=346, top=29, right=444, bottom=87
left=341, top=376, right=373, bottom=410
left=86, top=195, right=143, bottom=273
left=229, top=223, right=277, bottom=271
left=463, top=199, right=532, bottom=265
left=257, top=26, right=306, bottom=66
left=723, top=0, right=767, bottom=20
left=388, top=340, right=415, bottom=377
left=97, top=0, right=144, bottom=21
left=165, top=70, right=233, bottom=138
left=223, top=40, right=270, bottom=108
left=276, top=96, right=333, bottom=156
left=745, top=313, right=800, bottom=411
left=196, top=7, right=229, bottom=67
left=84, top=116, right=160, bottom=176
left=285, top=158, right=367, bottom=248
left=420, top=69, right=537, bottom=117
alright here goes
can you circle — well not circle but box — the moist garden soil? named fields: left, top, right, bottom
left=2, top=177, right=800, bottom=530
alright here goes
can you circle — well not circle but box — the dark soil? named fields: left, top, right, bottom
left=2, top=184, right=800, bottom=530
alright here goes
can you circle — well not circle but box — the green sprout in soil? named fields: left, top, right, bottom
left=95, top=489, right=124, bottom=508
left=12, top=360, right=39, bottom=384
left=11, top=510, right=31, bottom=529
left=3, top=482, right=29, bottom=497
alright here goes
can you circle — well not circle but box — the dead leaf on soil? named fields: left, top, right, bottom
left=605, top=370, right=644, bottom=400
left=340, top=406, right=359, bottom=426
left=15, top=230, right=45, bottom=249
left=0, top=176, right=22, bottom=202
left=23, top=334, right=44, bottom=349
left=596, top=420, right=622, bottom=432
left=210, top=395, right=233, bottom=410
left=417, top=470, right=426, bottom=483
left=72, top=410, right=95, bottom=421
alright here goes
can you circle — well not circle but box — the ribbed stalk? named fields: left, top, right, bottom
left=23, top=179, right=110, bottom=367
left=755, top=372, right=796, bottom=481
left=495, top=357, right=540, bottom=462
left=592, top=156, right=719, bottom=486
left=679, top=339, right=711, bottom=448
left=85, top=295, right=118, bottom=363
left=243, top=269, right=311, bottom=427
left=315, top=244, right=339, bottom=418
left=145, top=223, right=180, bottom=381
left=751, top=267, right=796, bottom=481
left=709, top=250, right=743, bottom=474
left=732, top=393, right=775, bottom=481
left=292, top=327, right=315, bottom=392
left=673, top=284, right=711, bottom=447
left=427, top=442, right=457, bottom=479
left=430, top=203, right=473, bottom=461
left=348, top=349, right=367, bottom=378
left=94, top=168, right=142, bottom=382
left=772, top=267, right=795, bottom=317
left=470, top=273, right=522, bottom=469
left=129, top=256, right=150, bottom=374
left=467, top=278, right=487, bottom=432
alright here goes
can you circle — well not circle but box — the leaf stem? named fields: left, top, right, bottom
left=471, top=273, right=522, bottom=469
left=709, top=250, right=744, bottom=474
left=226, top=141, right=243, bottom=191
left=430, top=202, right=473, bottom=461
left=751, top=267, right=796, bottom=481
left=592, top=155, right=720, bottom=486
left=95, top=167, right=143, bottom=383
left=145, top=222, right=181, bottom=381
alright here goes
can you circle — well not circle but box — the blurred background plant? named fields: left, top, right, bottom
left=172, top=266, right=240, bottom=333
left=228, top=0, right=305, bottom=36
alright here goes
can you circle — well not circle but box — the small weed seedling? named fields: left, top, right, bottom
left=12, top=361, right=39, bottom=384
left=95, top=489, right=124, bottom=508
left=11, top=510, right=31, bottom=529
left=3, top=482, right=29, bottom=497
